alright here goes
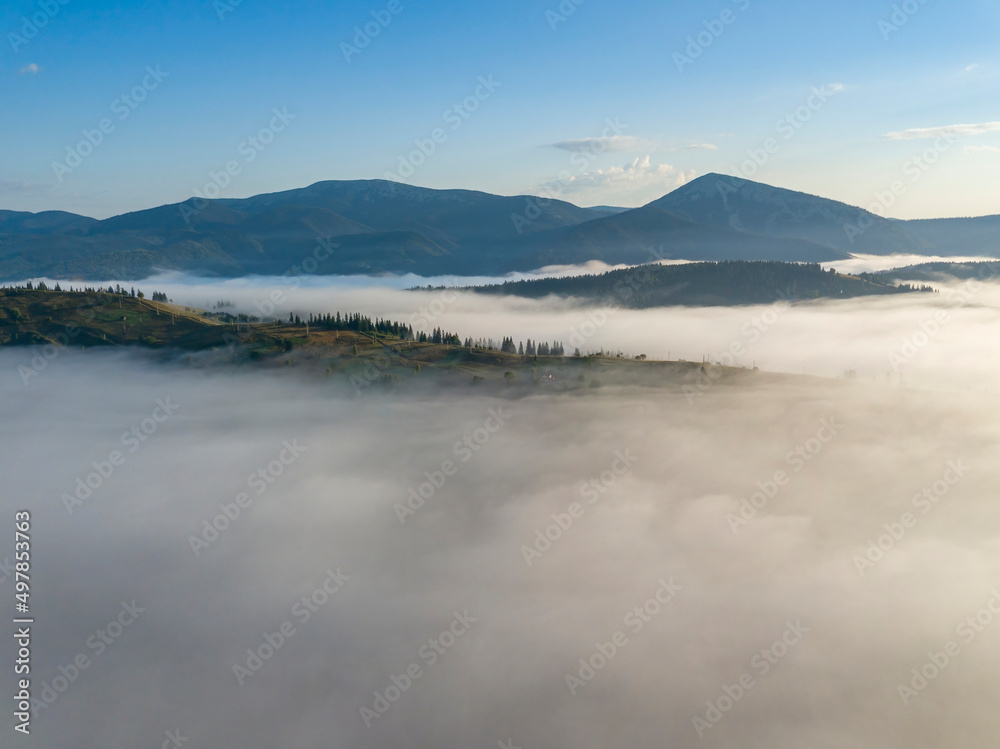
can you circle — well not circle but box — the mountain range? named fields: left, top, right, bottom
left=1, top=174, right=996, bottom=280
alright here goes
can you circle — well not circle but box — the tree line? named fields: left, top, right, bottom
left=284, top=311, right=567, bottom=356
left=1, top=281, right=172, bottom=302
left=468, top=260, right=935, bottom=307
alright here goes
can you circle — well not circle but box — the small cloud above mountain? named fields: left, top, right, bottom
left=549, top=135, right=652, bottom=153
left=18, top=63, right=42, bottom=75
left=557, top=156, right=692, bottom=194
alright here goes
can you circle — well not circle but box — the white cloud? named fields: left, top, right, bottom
left=557, top=156, right=693, bottom=194
left=549, top=135, right=652, bottom=153
left=18, top=63, right=42, bottom=75
left=682, top=143, right=718, bottom=151
left=963, top=63, right=980, bottom=73
left=883, top=121, right=1000, bottom=140
left=964, top=145, right=1000, bottom=156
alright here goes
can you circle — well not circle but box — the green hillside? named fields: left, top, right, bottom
left=0, top=287, right=765, bottom=394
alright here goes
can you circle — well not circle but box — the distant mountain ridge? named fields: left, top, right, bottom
left=1, top=175, right=996, bottom=280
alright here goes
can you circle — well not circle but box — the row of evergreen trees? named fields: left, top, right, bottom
left=1, top=282, right=172, bottom=302
left=469, top=336, right=566, bottom=356
left=286, top=311, right=421, bottom=340
left=427, top=327, right=462, bottom=345
left=284, top=310, right=568, bottom=357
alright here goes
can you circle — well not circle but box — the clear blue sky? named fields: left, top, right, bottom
left=1, top=0, right=998, bottom=219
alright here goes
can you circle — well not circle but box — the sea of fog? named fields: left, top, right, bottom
left=4, top=261, right=1000, bottom=748
left=3, top=347, right=1000, bottom=747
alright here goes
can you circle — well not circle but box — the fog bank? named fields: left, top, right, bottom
left=2, top=350, right=1000, bottom=748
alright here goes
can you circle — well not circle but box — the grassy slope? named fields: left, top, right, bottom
left=0, top=289, right=766, bottom=392
left=0, top=289, right=232, bottom=348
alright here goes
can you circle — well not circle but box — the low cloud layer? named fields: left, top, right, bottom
left=820, top=253, right=999, bottom=275
left=3, top=343, right=1000, bottom=748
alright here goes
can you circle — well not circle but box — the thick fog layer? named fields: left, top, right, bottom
left=2, top=319, right=1000, bottom=747
left=819, top=253, right=998, bottom=274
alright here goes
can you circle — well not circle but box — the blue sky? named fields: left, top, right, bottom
left=1, top=0, right=998, bottom=219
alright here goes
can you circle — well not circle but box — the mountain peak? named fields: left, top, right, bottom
left=652, top=172, right=932, bottom=255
